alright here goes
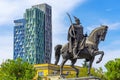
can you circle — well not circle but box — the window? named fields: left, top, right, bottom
left=38, top=72, right=44, bottom=76
left=52, top=71, right=57, bottom=75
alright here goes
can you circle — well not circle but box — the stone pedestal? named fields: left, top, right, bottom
left=47, top=75, right=61, bottom=80
left=59, top=76, right=100, bottom=80
left=47, top=76, right=100, bottom=80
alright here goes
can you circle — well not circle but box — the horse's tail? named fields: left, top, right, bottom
left=54, top=44, right=62, bottom=65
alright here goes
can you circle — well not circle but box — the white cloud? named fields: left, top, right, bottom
left=86, top=22, right=120, bottom=35
left=111, top=40, right=120, bottom=45
left=0, top=35, right=13, bottom=64
left=86, top=24, right=99, bottom=33
left=107, top=22, right=120, bottom=30
left=0, top=0, right=30, bottom=26
left=0, top=0, right=86, bottom=64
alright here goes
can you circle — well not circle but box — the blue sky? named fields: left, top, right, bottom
left=0, top=0, right=120, bottom=70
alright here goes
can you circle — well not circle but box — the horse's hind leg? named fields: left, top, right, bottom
left=60, top=58, right=67, bottom=78
left=70, top=59, right=79, bottom=77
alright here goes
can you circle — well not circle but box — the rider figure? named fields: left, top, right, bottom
left=68, top=16, right=86, bottom=59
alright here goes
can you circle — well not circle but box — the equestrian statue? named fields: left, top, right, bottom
left=54, top=13, right=108, bottom=78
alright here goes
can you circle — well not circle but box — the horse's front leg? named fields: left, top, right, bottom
left=94, top=51, right=104, bottom=63
left=88, top=57, right=94, bottom=76
left=60, top=58, right=67, bottom=78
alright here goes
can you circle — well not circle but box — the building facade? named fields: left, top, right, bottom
left=24, top=7, right=45, bottom=64
left=13, top=3, right=52, bottom=64
left=33, top=64, right=81, bottom=80
left=32, top=4, right=52, bottom=63
left=13, top=19, right=26, bottom=60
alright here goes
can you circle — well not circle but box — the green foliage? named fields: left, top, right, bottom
left=0, top=58, right=36, bottom=80
left=82, top=60, right=88, bottom=68
left=77, top=67, right=106, bottom=80
left=38, top=76, right=43, bottom=80
left=78, top=67, right=88, bottom=77
left=105, top=58, right=120, bottom=80
left=81, top=61, right=106, bottom=79
left=93, top=67, right=107, bottom=80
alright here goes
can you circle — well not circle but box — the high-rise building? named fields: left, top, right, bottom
left=24, top=7, right=45, bottom=64
left=13, top=19, right=26, bottom=60
left=13, top=3, right=52, bottom=64
left=32, top=4, right=52, bottom=63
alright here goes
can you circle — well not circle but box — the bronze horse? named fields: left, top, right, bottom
left=54, top=25, right=108, bottom=77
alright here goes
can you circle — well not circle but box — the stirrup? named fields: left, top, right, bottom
left=73, top=55, right=78, bottom=59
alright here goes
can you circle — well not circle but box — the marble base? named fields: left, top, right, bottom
left=60, top=76, right=100, bottom=80
left=46, top=75, right=100, bottom=80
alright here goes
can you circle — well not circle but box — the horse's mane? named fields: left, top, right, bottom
left=88, top=26, right=106, bottom=41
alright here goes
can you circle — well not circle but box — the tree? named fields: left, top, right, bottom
left=0, top=58, right=36, bottom=80
left=82, top=60, right=88, bottom=68
left=38, top=76, right=43, bottom=80
left=105, top=58, right=120, bottom=80
left=93, top=67, right=107, bottom=80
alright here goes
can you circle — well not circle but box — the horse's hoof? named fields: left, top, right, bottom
left=60, top=75, right=65, bottom=78
left=76, top=75, right=78, bottom=78
left=96, top=59, right=101, bottom=63
left=88, top=74, right=93, bottom=76
left=87, top=72, right=90, bottom=76
left=96, top=61, right=99, bottom=64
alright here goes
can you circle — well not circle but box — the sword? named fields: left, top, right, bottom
left=66, top=13, right=75, bottom=38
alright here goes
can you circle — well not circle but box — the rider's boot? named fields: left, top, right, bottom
left=73, top=55, right=78, bottom=59
left=73, top=48, right=78, bottom=59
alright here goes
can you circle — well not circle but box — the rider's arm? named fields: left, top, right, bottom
left=69, top=26, right=75, bottom=38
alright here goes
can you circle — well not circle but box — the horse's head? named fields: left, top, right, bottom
left=98, top=25, right=108, bottom=41
left=87, top=25, right=108, bottom=45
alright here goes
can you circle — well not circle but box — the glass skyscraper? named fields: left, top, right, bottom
left=32, top=4, right=52, bottom=63
left=14, top=19, right=26, bottom=60
left=13, top=3, right=52, bottom=64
